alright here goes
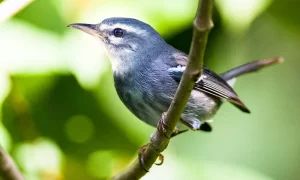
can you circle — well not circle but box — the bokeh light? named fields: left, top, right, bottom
left=65, top=115, right=95, bottom=143
left=216, top=0, right=272, bottom=32
left=14, top=138, right=64, bottom=179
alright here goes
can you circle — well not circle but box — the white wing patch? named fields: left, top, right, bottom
left=226, top=78, right=237, bottom=87
left=196, top=74, right=207, bottom=83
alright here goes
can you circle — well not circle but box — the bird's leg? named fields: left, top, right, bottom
left=138, top=113, right=188, bottom=171
left=138, top=144, right=164, bottom=172
left=138, top=113, right=190, bottom=171
left=171, top=127, right=189, bottom=138
left=157, top=113, right=189, bottom=138
left=180, top=119, right=197, bottom=131
left=157, top=112, right=172, bottom=139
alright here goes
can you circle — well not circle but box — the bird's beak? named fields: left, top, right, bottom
left=67, top=23, right=100, bottom=37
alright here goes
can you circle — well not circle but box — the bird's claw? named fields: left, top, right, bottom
left=138, top=115, right=188, bottom=171
left=157, top=112, right=172, bottom=139
left=138, top=144, right=164, bottom=172
left=154, top=153, right=164, bottom=165
left=138, top=144, right=149, bottom=172
left=158, top=113, right=189, bottom=138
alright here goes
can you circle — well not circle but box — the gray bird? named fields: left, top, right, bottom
left=68, top=17, right=282, bottom=132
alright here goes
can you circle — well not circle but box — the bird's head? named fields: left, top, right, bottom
left=68, top=17, right=166, bottom=72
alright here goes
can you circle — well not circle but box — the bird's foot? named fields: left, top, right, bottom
left=158, top=113, right=189, bottom=138
left=138, top=144, right=164, bottom=172
left=138, top=144, right=149, bottom=172
left=157, top=112, right=172, bottom=139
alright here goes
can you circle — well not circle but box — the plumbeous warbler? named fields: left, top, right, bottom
left=68, top=17, right=282, bottom=132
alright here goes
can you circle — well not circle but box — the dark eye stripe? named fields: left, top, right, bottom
left=113, top=28, right=123, bottom=37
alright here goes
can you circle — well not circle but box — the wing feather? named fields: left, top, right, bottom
left=168, top=64, right=250, bottom=113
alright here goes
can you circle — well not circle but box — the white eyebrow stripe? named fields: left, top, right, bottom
left=100, top=23, right=148, bottom=35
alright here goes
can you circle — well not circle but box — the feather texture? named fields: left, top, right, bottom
left=168, top=62, right=250, bottom=113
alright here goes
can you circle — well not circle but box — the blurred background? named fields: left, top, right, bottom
left=0, top=0, right=299, bottom=179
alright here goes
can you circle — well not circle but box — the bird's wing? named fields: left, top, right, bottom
left=168, top=54, right=250, bottom=113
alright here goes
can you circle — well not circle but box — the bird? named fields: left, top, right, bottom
left=68, top=17, right=283, bottom=133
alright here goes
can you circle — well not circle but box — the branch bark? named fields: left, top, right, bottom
left=0, top=0, right=34, bottom=24
left=0, top=146, right=24, bottom=180
left=112, top=0, right=214, bottom=179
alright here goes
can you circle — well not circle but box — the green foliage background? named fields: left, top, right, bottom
left=0, top=0, right=299, bottom=179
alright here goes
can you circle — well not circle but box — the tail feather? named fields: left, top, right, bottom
left=220, top=57, right=283, bottom=113
left=220, top=57, right=284, bottom=81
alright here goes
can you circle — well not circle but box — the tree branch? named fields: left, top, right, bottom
left=112, top=0, right=214, bottom=179
left=0, top=146, right=24, bottom=180
left=0, top=0, right=34, bottom=24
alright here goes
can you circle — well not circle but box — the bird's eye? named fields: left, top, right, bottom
left=113, top=28, right=123, bottom=37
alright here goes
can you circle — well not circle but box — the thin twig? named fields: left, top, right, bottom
left=0, top=0, right=34, bottom=24
left=0, top=146, right=24, bottom=180
left=112, top=0, right=214, bottom=179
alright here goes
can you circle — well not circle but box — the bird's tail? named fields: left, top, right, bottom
left=220, top=57, right=284, bottom=81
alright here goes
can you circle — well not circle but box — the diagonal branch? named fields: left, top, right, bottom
left=0, top=146, right=24, bottom=180
left=112, top=0, right=214, bottom=179
left=163, top=0, right=214, bottom=136
left=0, top=0, right=34, bottom=24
